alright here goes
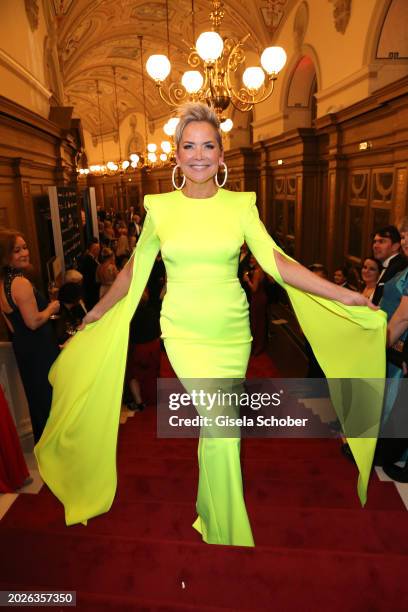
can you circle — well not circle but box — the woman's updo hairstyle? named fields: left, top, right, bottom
left=174, top=102, right=223, bottom=151
left=100, top=247, right=115, bottom=263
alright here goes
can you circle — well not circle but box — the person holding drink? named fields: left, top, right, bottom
left=0, top=229, right=59, bottom=442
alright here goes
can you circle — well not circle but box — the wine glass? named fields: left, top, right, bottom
left=48, top=281, right=59, bottom=319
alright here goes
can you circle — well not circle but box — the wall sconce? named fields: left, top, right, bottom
left=277, top=159, right=283, bottom=165
left=359, top=141, right=372, bottom=151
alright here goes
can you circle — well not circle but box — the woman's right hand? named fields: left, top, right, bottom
left=78, top=310, right=101, bottom=330
left=48, top=300, right=60, bottom=316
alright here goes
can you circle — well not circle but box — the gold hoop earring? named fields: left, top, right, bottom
left=172, top=165, right=186, bottom=191
left=215, top=162, right=228, bottom=188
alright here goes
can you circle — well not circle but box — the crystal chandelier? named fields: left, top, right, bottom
left=146, top=0, right=287, bottom=119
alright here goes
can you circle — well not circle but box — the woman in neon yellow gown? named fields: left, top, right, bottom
left=35, top=103, right=386, bottom=547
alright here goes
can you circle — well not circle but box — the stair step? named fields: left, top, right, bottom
left=1, top=529, right=407, bottom=611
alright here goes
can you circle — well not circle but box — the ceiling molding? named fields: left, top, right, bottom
left=0, top=49, right=52, bottom=100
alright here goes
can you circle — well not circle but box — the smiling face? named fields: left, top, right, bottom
left=361, top=258, right=381, bottom=286
left=401, top=231, right=408, bottom=258
left=176, top=121, right=223, bottom=186
left=9, top=235, right=30, bottom=270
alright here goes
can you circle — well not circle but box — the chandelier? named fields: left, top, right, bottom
left=82, top=43, right=173, bottom=177
left=146, top=0, right=287, bottom=119
left=80, top=70, right=133, bottom=177
left=137, top=36, right=168, bottom=170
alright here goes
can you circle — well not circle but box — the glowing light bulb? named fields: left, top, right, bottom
left=163, top=117, right=180, bottom=136
left=196, top=31, right=223, bottom=62
left=242, top=67, right=265, bottom=90
left=260, top=46, right=287, bottom=75
left=181, top=70, right=204, bottom=94
left=161, top=140, right=172, bottom=153
left=220, top=118, right=233, bottom=132
left=146, top=54, right=171, bottom=81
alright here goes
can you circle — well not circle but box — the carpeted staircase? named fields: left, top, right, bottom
left=1, top=353, right=408, bottom=611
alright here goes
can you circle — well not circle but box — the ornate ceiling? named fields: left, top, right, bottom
left=52, top=0, right=291, bottom=137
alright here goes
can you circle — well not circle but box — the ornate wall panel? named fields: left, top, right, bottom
left=271, top=174, right=297, bottom=257
left=0, top=96, right=81, bottom=338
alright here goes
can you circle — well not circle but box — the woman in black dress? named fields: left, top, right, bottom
left=0, top=229, right=60, bottom=442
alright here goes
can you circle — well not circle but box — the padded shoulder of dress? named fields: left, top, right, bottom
left=143, top=192, right=174, bottom=211
left=229, top=191, right=256, bottom=206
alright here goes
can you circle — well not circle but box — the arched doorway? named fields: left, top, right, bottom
left=284, top=55, right=318, bottom=130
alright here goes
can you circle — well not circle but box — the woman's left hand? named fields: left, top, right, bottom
left=339, top=290, right=379, bottom=310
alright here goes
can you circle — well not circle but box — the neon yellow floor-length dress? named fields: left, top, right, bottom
left=35, top=189, right=386, bottom=546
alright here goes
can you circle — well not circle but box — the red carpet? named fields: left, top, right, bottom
left=1, top=351, right=408, bottom=610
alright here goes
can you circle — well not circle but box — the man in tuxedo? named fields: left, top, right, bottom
left=78, top=238, right=100, bottom=310
left=371, top=226, right=406, bottom=305
left=132, top=213, right=142, bottom=238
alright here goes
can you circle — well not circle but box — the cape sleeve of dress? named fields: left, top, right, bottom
left=34, top=199, right=160, bottom=526
left=242, top=193, right=387, bottom=505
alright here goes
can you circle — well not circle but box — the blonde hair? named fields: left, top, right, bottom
left=100, top=247, right=114, bottom=263
left=174, top=102, right=222, bottom=150
left=64, top=269, right=83, bottom=283
left=398, top=217, right=408, bottom=233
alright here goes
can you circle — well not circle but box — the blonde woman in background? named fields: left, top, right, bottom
left=96, top=247, right=118, bottom=298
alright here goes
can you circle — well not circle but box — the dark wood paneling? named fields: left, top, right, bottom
left=0, top=96, right=81, bottom=338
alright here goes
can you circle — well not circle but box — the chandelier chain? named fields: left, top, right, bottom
left=210, top=0, right=225, bottom=31
left=112, top=66, right=123, bottom=162
left=96, top=79, right=106, bottom=166
left=166, top=0, right=171, bottom=60
left=139, top=35, right=151, bottom=168
left=191, top=0, right=196, bottom=46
